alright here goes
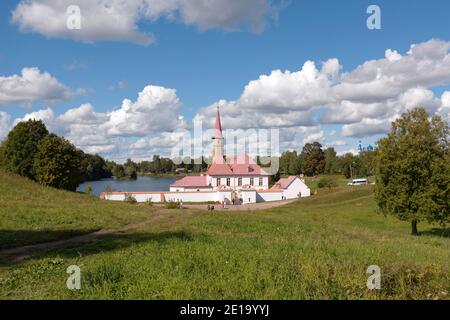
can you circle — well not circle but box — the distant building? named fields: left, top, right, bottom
left=101, top=107, right=311, bottom=204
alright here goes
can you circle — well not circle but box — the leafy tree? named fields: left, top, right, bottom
left=0, top=143, right=5, bottom=169
left=375, top=108, right=450, bottom=235
left=280, top=151, right=300, bottom=176
left=338, top=153, right=361, bottom=179
left=124, top=165, right=138, bottom=180
left=34, top=135, right=84, bottom=191
left=300, top=142, right=325, bottom=176
left=3, top=120, right=48, bottom=179
left=80, top=153, right=112, bottom=181
left=113, top=164, right=126, bottom=179
left=324, top=147, right=338, bottom=174
left=359, top=150, right=376, bottom=177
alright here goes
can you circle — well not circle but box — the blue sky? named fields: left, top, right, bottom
left=1, top=0, right=450, bottom=162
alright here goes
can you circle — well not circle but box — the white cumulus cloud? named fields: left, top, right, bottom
left=12, top=0, right=278, bottom=45
left=0, top=67, right=71, bottom=106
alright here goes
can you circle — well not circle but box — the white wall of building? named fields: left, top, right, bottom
left=164, top=192, right=217, bottom=203
left=241, top=190, right=257, bottom=204
left=105, top=193, right=162, bottom=202
left=283, top=178, right=311, bottom=199
left=217, top=191, right=233, bottom=205
left=102, top=177, right=310, bottom=204
left=257, top=191, right=283, bottom=203
left=210, top=176, right=269, bottom=191
left=169, top=187, right=213, bottom=192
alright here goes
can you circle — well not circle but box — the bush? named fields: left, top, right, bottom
left=33, top=135, right=83, bottom=191
left=84, top=184, right=93, bottom=195
left=3, top=120, right=49, bottom=180
left=124, top=193, right=137, bottom=204
left=145, top=198, right=154, bottom=206
left=317, top=177, right=338, bottom=189
left=165, top=200, right=179, bottom=209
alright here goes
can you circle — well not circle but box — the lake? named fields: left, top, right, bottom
left=77, top=176, right=178, bottom=197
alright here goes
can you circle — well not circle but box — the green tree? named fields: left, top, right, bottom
left=338, top=153, right=361, bottom=179
left=0, top=143, right=5, bottom=169
left=324, top=147, right=338, bottom=174
left=375, top=108, right=450, bottom=235
left=113, top=164, right=126, bottom=179
left=359, top=150, right=376, bottom=177
left=34, top=135, right=84, bottom=191
left=300, top=142, right=325, bottom=176
left=280, top=151, right=300, bottom=176
left=80, top=153, right=112, bottom=181
left=3, top=120, right=49, bottom=179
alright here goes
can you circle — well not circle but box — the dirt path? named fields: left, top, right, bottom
left=184, top=199, right=297, bottom=211
left=0, top=210, right=171, bottom=262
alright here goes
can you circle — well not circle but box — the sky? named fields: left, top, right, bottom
left=1, top=0, right=450, bottom=163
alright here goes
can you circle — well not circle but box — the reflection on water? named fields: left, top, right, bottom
left=77, top=176, right=178, bottom=196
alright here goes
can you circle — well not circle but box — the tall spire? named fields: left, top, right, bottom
left=214, top=105, right=223, bottom=139
left=212, top=105, right=224, bottom=163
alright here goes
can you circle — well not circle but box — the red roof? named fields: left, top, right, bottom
left=170, top=176, right=209, bottom=187
left=214, top=106, right=223, bottom=139
left=207, top=154, right=271, bottom=176
left=272, top=176, right=298, bottom=189
left=207, top=162, right=234, bottom=175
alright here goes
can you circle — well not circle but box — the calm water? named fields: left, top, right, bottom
left=77, top=176, right=178, bottom=197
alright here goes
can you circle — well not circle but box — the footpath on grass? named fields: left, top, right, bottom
left=0, top=209, right=175, bottom=262
left=0, top=199, right=296, bottom=262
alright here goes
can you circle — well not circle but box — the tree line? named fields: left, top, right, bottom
left=0, top=120, right=111, bottom=191
left=278, top=142, right=375, bottom=179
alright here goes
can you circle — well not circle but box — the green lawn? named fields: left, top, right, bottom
left=0, top=170, right=154, bottom=249
left=0, top=172, right=449, bottom=299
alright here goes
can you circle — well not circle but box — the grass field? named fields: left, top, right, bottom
left=0, top=171, right=449, bottom=299
left=0, top=170, right=154, bottom=249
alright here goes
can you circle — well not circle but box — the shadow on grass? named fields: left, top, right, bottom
left=0, top=229, right=100, bottom=251
left=0, top=230, right=194, bottom=267
left=420, top=227, right=450, bottom=239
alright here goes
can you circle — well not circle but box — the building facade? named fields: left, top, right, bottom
left=101, top=107, right=311, bottom=204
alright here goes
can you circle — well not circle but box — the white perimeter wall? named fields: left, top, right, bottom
left=105, top=193, right=162, bottom=202
left=241, top=190, right=257, bottom=204
left=103, top=178, right=310, bottom=203
left=105, top=192, right=217, bottom=203
left=257, top=192, right=283, bottom=203
left=164, top=192, right=217, bottom=203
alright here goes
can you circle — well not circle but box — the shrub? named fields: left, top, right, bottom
left=124, top=193, right=137, bottom=204
left=317, top=177, right=338, bottom=189
left=165, top=200, right=179, bottom=209
left=33, top=135, right=83, bottom=191
left=145, top=198, right=154, bottom=206
left=3, top=120, right=49, bottom=180
left=84, top=184, right=93, bottom=195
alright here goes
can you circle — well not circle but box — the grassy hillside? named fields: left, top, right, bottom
left=0, top=176, right=449, bottom=299
left=0, top=170, right=154, bottom=249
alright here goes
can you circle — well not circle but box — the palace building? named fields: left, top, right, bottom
left=101, top=107, right=311, bottom=205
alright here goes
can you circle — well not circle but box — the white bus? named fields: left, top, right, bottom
left=347, top=179, right=369, bottom=186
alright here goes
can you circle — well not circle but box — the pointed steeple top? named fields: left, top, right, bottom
left=214, top=105, right=223, bottom=138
